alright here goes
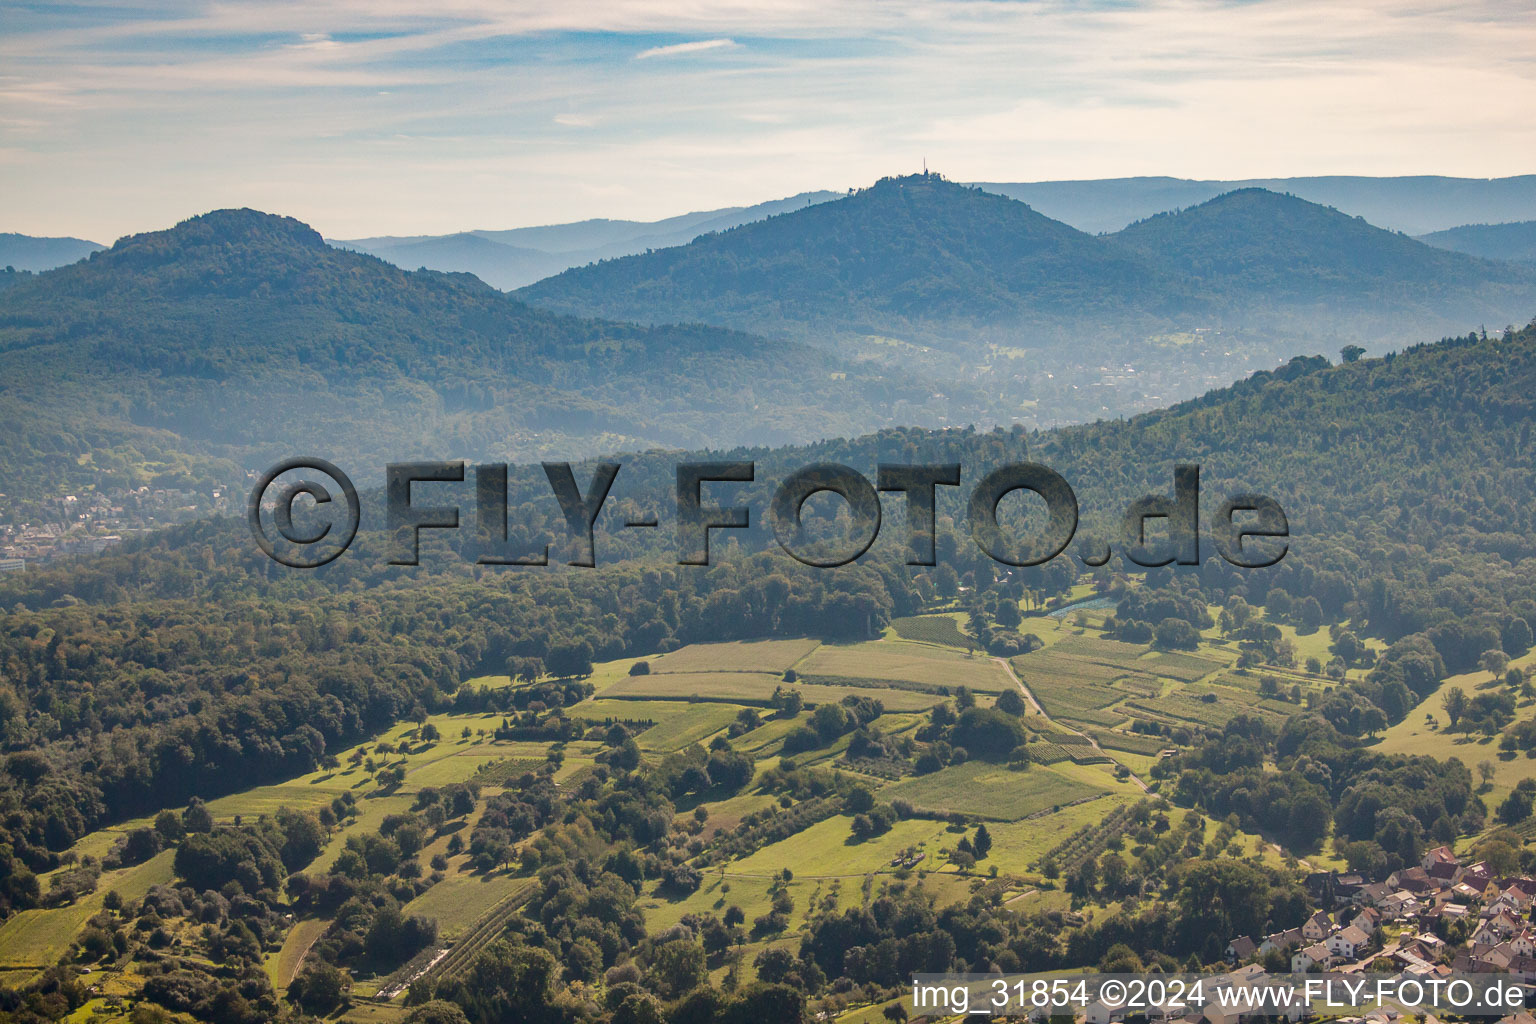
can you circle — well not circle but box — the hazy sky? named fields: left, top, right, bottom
left=2, top=0, right=1533, bottom=241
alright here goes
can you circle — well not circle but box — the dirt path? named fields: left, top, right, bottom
left=992, top=656, right=1149, bottom=793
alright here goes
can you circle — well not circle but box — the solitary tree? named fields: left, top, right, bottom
left=1482, top=648, right=1511, bottom=683
left=972, top=823, right=992, bottom=860
left=1444, top=686, right=1468, bottom=731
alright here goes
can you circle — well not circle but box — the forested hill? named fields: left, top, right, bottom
left=1113, top=189, right=1533, bottom=305
left=0, top=233, right=103, bottom=273
left=0, top=209, right=975, bottom=508
left=517, top=175, right=1536, bottom=351
left=1419, top=221, right=1536, bottom=265
left=11, top=323, right=1535, bottom=662
left=518, top=174, right=1180, bottom=344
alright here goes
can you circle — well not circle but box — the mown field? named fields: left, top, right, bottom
left=646, top=637, right=821, bottom=675
left=600, top=671, right=947, bottom=710
left=801, top=640, right=1012, bottom=692
left=879, top=761, right=1109, bottom=821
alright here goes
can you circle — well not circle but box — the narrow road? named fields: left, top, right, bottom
left=992, top=656, right=1150, bottom=793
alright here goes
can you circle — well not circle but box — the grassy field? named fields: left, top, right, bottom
left=600, top=672, right=946, bottom=711
left=642, top=871, right=813, bottom=935
left=879, top=761, right=1106, bottom=821
left=730, top=815, right=953, bottom=877
left=566, top=698, right=693, bottom=723
left=1374, top=648, right=1536, bottom=818
left=979, top=796, right=1141, bottom=877
left=600, top=671, right=795, bottom=702
left=647, top=638, right=821, bottom=674
left=0, top=850, right=175, bottom=973
left=402, top=874, right=534, bottom=941
left=268, top=916, right=329, bottom=989
left=730, top=715, right=808, bottom=756
left=635, top=703, right=746, bottom=751
left=801, top=640, right=1011, bottom=692
left=691, top=792, right=781, bottom=838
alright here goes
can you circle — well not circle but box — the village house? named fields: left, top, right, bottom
left=1380, top=890, right=1422, bottom=919
left=1510, top=955, right=1536, bottom=985
left=1473, top=909, right=1523, bottom=945
left=1422, top=845, right=1458, bottom=874
left=1327, top=925, right=1372, bottom=960
left=1083, top=999, right=1117, bottom=1024
left=1511, top=930, right=1536, bottom=958
left=1386, top=866, right=1436, bottom=895
left=1350, top=907, right=1381, bottom=934
left=1292, top=942, right=1332, bottom=973
left=1301, top=910, right=1332, bottom=941
left=1258, top=928, right=1304, bottom=956
left=1355, top=881, right=1393, bottom=907
left=1456, top=862, right=1494, bottom=892
left=1224, top=936, right=1257, bottom=962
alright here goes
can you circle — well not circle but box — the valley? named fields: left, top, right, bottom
left=2, top=599, right=1347, bottom=1023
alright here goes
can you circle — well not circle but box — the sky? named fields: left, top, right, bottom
left=1, top=0, right=1534, bottom=241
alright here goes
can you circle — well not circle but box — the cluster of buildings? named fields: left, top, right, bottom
left=1069, top=846, right=1536, bottom=1024
left=0, top=483, right=242, bottom=568
left=0, top=519, right=123, bottom=569
left=1227, top=846, right=1536, bottom=981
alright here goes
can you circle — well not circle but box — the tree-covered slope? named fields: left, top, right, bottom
left=1111, top=188, right=1536, bottom=309
left=12, top=322, right=1535, bottom=660
left=0, top=209, right=973, bottom=507
left=1419, top=221, right=1536, bottom=265
left=517, top=174, right=1182, bottom=345
left=517, top=177, right=1536, bottom=353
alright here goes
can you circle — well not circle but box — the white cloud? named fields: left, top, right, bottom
left=1, top=0, right=1534, bottom=239
left=634, top=38, right=739, bottom=60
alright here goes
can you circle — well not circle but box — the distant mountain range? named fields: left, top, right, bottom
left=1112, top=188, right=1522, bottom=304
left=334, top=174, right=1536, bottom=289
left=10, top=175, right=1534, bottom=286
left=1418, top=221, right=1536, bottom=264
left=330, top=191, right=842, bottom=289
left=519, top=176, right=1536, bottom=352
left=0, top=232, right=103, bottom=272
left=0, top=208, right=979, bottom=508
left=979, top=174, right=1536, bottom=236
left=5, top=176, right=1534, bottom=511
left=528, top=175, right=1182, bottom=342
